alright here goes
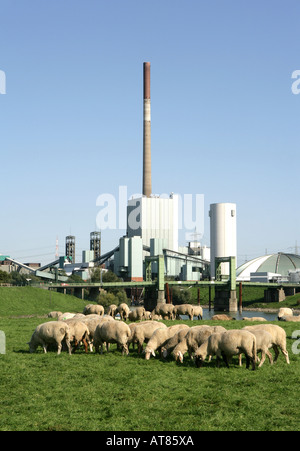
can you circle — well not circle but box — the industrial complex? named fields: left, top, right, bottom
left=1, top=62, right=299, bottom=311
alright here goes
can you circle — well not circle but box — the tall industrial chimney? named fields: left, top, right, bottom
left=143, top=62, right=152, bottom=197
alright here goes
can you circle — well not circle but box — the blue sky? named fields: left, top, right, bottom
left=0, top=0, right=299, bottom=266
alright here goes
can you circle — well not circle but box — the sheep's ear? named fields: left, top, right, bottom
left=152, top=350, right=155, bottom=357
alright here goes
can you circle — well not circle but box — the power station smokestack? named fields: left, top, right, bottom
left=143, top=62, right=152, bottom=197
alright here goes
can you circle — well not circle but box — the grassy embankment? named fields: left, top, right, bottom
left=0, top=286, right=300, bottom=431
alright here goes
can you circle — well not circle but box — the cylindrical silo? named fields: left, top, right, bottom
left=209, top=203, right=237, bottom=278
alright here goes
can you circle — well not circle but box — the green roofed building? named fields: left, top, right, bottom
left=236, top=253, right=300, bottom=282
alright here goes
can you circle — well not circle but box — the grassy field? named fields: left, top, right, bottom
left=0, top=287, right=300, bottom=431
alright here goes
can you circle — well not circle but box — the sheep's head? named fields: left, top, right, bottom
left=144, top=348, right=155, bottom=360
left=174, top=350, right=184, bottom=364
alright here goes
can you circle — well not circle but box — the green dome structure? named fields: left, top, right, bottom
left=236, top=253, right=300, bottom=281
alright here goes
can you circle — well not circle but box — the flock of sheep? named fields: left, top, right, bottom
left=27, top=303, right=295, bottom=370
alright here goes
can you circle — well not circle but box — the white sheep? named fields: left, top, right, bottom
left=239, top=329, right=274, bottom=367
left=94, top=320, right=131, bottom=355
left=107, top=304, right=118, bottom=318
left=48, top=311, right=62, bottom=319
left=161, top=328, right=190, bottom=358
left=28, top=321, right=72, bottom=355
left=128, top=307, right=146, bottom=322
left=152, top=303, right=174, bottom=320
left=243, top=324, right=290, bottom=364
left=195, top=329, right=257, bottom=370
left=58, top=312, right=76, bottom=321
left=144, top=324, right=189, bottom=360
left=280, top=315, right=300, bottom=322
left=172, top=325, right=226, bottom=363
left=242, top=317, right=267, bottom=322
left=117, top=303, right=130, bottom=321
left=278, top=307, right=293, bottom=320
left=130, top=321, right=168, bottom=353
left=193, top=306, right=203, bottom=320
left=186, top=325, right=227, bottom=356
left=173, top=304, right=194, bottom=320
left=64, top=319, right=91, bottom=353
left=83, top=304, right=104, bottom=316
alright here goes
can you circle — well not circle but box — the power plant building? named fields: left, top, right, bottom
left=209, top=203, right=237, bottom=278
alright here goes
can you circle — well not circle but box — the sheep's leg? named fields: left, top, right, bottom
left=244, top=353, right=250, bottom=369
left=65, top=338, right=72, bottom=355
left=57, top=343, right=62, bottom=355
left=281, top=348, right=290, bottom=364
left=258, top=351, right=266, bottom=368
left=273, top=345, right=280, bottom=362
left=82, top=337, right=88, bottom=353
left=221, top=352, right=229, bottom=368
left=238, top=353, right=242, bottom=366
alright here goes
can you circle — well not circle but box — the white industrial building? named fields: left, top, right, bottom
left=127, top=194, right=179, bottom=252
left=209, top=202, right=237, bottom=278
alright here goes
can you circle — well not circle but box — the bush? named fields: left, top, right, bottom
left=171, top=286, right=193, bottom=305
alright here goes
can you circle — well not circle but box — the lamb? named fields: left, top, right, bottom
left=107, top=304, right=118, bottom=318
left=64, top=319, right=91, bottom=353
left=242, top=317, right=267, bottom=322
left=194, top=329, right=257, bottom=370
left=83, top=304, right=104, bottom=316
left=94, top=320, right=131, bottom=355
left=193, top=306, right=203, bottom=320
left=152, top=303, right=174, bottom=320
left=131, top=321, right=168, bottom=353
left=144, top=324, right=189, bottom=360
left=117, top=303, right=130, bottom=321
left=239, top=329, right=274, bottom=367
left=243, top=324, right=290, bottom=364
left=161, top=328, right=190, bottom=358
left=278, top=307, right=293, bottom=320
left=28, top=321, right=72, bottom=355
left=173, top=304, right=194, bottom=320
left=128, top=307, right=146, bottom=322
left=48, top=311, right=62, bottom=319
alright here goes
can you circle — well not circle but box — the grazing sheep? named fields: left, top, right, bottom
left=242, top=317, right=267, bottom=322
left=58, top=312, right=76, bottom=321
left=128, top=307, right=146, bottom=322
left=152, top=303, right=174, bottom=320
left=212, top=314, right=234, bottom=321
left=117, top=303, right=130, bottom=321
left=83, top=304, right=104, bottom=316
left=28, top=321, right=72, bottom=355
left=144, top=324, right=189, bottom=360
left=280, top=315, right=300, bottom=322
left=195, top=330, right=257, bottom=370
left=239, top=329, right=274, bottom=367
left=161, top=328, right=190, bottom=358
left=131, top=321, right=168, bottom=353
left=172, top=325, right=227, bottom=363
left=278, top=308, right=293, bottom=320
left=107, top=304, right=118, bottom=318
left=173, top=304, right=194, bottom=320
left=193, top=306, right=203, bottom=320
left=144, top=311, right=152, bottom=320
left=186, top=325, right=227, bottom=356
left=64, top=319, right=91, bottom=353
left=243, top=324, right=290, bottom=364
left=94, top=320, right=131, bottom=355
left=48, top=311, right=62, bottom=319
left=151, top=314, right=162, bottom=321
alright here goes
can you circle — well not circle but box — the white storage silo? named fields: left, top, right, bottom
left=209, top=203, right=237, bottom=278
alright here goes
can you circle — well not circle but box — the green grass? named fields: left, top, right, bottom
left=0, top=287, right=300, bottom=431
